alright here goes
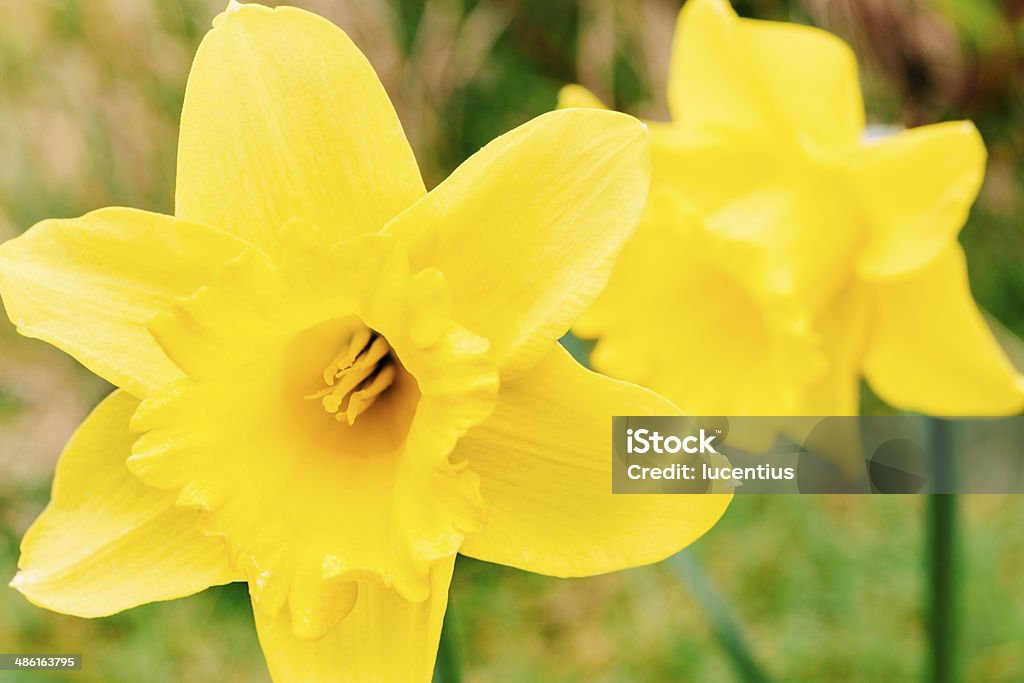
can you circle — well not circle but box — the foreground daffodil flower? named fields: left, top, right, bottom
left=563, top=0, right=1024, bottom=418
left=0, top=3, right=730, bottom=681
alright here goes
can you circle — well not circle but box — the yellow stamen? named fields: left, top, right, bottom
left=344, top=364, right=396, bottom=425
left=305, top=329, right=396, bottom=423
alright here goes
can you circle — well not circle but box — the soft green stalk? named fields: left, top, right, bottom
left=927, top=419, right=958, bottom=683
left=669, top=552, right=775, bottom=683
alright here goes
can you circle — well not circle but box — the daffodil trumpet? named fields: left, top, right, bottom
left=0, top=3, right=730, bottom=681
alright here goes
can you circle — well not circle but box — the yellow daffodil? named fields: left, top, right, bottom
left=562, top=0, right=1024, bottom=418
left=0, top=3, right=730, bottom=681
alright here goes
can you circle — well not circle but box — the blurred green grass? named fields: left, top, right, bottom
left=2, top=1, right=1024, bottom=681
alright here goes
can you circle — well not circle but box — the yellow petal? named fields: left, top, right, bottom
left=557, top=84, right=608, bottom=110
left=176, top=2, right=424, bottom=250
left=667, top=0, right=765, bottom=135
left=385, top=109, right=650, bottom=379
left=667, top=0, right=863, bottom=148
left=0, top=207, right=247, bottom=397
left=736, top=14, right=863, bottom=149
left=845, top=121, right=986, bottom=278
left=862, top=244, right=1024, bottom=415
left=11, top=391, right=236, bottom=618
left=457, top=345, right=731, bottom=576
left=253, top=557, right=454, bottom=683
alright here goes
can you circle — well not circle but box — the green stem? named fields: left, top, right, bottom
left=669, top=552, right=774, bottom=683
left=433, top=604, right=462, bottom=683
left=927, top=419, right=958, bottom=683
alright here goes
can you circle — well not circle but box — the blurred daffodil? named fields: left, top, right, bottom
left=0, top=3, right=730, bottom=681
left=562, top=0, right=1024, bottom=418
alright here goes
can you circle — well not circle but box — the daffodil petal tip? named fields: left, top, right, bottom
left=689, top=0, right=737, bottom=21
left=213, top=0, right=263, bottom=28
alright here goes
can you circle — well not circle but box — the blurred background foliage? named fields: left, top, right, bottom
left=2, top=0, right=1024, bottom=681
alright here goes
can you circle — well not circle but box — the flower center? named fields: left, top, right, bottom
left=304, top=327, right=397, bottom=424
